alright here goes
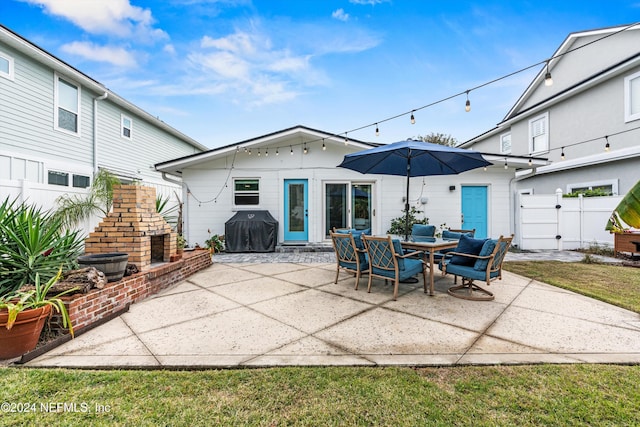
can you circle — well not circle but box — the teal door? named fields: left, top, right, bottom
left=284, top=179, right=308, bottom=241
left=461, top=186, right=488, bottom=238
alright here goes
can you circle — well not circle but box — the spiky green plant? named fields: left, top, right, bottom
left=0, top=197, right=83, bottom=296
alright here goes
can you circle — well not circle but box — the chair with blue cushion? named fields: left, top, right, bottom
left=410, top=224, right=436, bottom=242
left=439, top=234, right=513, bottom=301
left=330, top=230, right=369, bottom=290
left=432, top=228, right=476, bottom=262
left=362, top=235, right=427, bottom=300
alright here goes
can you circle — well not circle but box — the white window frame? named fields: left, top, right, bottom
left=500, top=132, right=511, bottom=154
left=567, top=179, right=618, bottom=196
left=54, top=73, right=81, bottom=136
left=528, top=112, right=549, bottom=155
left=0, top=51, right=14, bottom=81
left=121, top=114, right=133, bottom=140
left=233, top=178, right=260, bottom=208
left=624, top=70, right=640, bottom=123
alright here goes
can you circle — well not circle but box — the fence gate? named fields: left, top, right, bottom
left=518, top=190, right=622, bottom=250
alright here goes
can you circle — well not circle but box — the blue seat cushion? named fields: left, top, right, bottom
left=335, top=228, right=365, bottom=250
left=339, top=253, right=369, bottom=272
left=449, top=234, right=487, bottom=266
left=443, top=262, right=501, bottom=282
left=412, top=236, right=436, bottom=243
left=474, top=239, right=497, bottom=271
left=391, top=239, right=406, bottom=270
left=411, top=224, right=435, bottom=237
left=372, top=257, right=422, bottom=280
left=442, top=229, right=474, bottom=240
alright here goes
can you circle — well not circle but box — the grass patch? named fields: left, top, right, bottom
left=1, top=365, right=639, bottom=426
left=504, top=261, right=640, bottom=313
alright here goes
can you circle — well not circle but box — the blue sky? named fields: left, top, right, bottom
left=2, top=1, right=639, bottom=148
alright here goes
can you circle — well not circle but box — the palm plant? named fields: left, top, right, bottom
left=0, top=198, right=83, bottom=296
left=53, top=169, right=121, bottom=230
left=607, top=179, right=640, bottom=231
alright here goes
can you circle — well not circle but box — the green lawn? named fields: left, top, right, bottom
left=2, top=260, right=639, bottom=426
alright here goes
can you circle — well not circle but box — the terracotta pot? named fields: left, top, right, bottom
left=0, top=305, right=52, bottom=360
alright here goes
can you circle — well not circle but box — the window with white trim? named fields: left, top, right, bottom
left=0, top=51, right=14, bottom=81
left=567, top=179, right=617, bottom=196
left=121, top=114, right=132, bottom=139
left=47, top=170, right=91, bottom=188
left=528, top=112, right=548, bottom=154
left=500, top=132, right=511, bottom=154
left=624, top=71, right=640, bottom=122
left=48, top=170, right=69, bottom=186
left=55, top=74, right=81, bottom=134
left=234, top=178, right=259, bottom=206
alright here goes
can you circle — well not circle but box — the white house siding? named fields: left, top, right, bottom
left=180, top=143, right=514, bottom=247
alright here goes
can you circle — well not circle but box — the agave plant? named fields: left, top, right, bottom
left=606, top=180, right=640, bottom=232
left=0, top=197, right=83, bottom=296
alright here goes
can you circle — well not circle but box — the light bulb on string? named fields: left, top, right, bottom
left=375, top=123, right=379, bottom=136
left=248, top=149, right=251, bottom=155
left=561, top=147, right=565, bottom=160
left=528, top=157, right=532, bottom=167
left=465, top=90, right=471, bottom=112
left=322, top=139, right=326, bottom=151
left=544, top=60, right=553, bottom=86
left=276, top=147, right=279, bottom=156
left=504, top=159, right=508, bottom=169
left=290, top=146, right=294, bottom=155
left=265, top=148, right=269, bottom=157
left=410, top=111, right=415, bottom=124
left=605, top=136, right=610, bottom=152
left=303, top=144, right=308, bottom=154
left=344, top=133, right=349, bottom=145
left=257, top=149, right=261, bottom=157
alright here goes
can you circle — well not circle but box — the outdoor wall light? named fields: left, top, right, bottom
left=449, top=185, right=456, bottom=191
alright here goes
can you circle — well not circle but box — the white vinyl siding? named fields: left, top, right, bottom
left=528, top=112, right=548, bottom=154
left=500, top=132, right=511, bottom=154
left=54, top=73, right=81, bottom=135
left=624, top=71, right=640, bottom=122
left=0, top=50, right=14, bottom=80
left=121, top=114, right=132, bottom=139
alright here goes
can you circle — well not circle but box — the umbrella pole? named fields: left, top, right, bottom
left=404, top=152, right=411, bottom=241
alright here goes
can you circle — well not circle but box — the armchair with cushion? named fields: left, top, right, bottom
left=363, top=235, right=427, bottom=300
left=439, top=234, right=514, bottom=301
left=432, top=228, right=476, bottom=262
left=330, top=230, right=369, bottom=290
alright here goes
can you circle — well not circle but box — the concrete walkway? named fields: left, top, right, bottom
left=24, top=250, right=640, bottom=368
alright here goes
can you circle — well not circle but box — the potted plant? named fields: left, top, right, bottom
left=0, top=268, right=76, bottom=360
left=177, top=234, right=186, bottom=254
left=205, top=234, right=225, bottom=254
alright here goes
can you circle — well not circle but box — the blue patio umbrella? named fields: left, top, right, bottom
left=338, top=140, right=492, bottom=240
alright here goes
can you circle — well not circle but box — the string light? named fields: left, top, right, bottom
left=465, top=90, right=471, bottom=112
left=375, top=123, right=379, bottom=136
left=605, top=136, right=610, bottom=152
left=528, top=157, right=532, bottom=166
left=303, top=143, right=308, bottom=154
left=257, top=149, right=261, bottom=156
left=410, top=111, right=415, bottom=124
left=276, top=147, right=279, bottom=155
left=322, top=139, right=326, bottom=151
left=265, top=148, right=268, bottom=157
left=290, top=146, right=294, bottom=155
left=248, top=148, right=252, bottom=155
left=544, top=60, right=553, bottom=86
left=561, top=147, right=565, bottom=160
left=344, top=133, right=349, bottom=145
left=504, top=159, right=508, bottom=169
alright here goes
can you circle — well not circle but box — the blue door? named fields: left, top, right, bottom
left=284, top=179, right=308, bottom=241
left=461, top=186, right=488, bottom=239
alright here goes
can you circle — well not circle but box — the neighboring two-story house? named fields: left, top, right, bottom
left=461, top=24, right=640, bottom=248
left=0, top=24, right=206, bottom=213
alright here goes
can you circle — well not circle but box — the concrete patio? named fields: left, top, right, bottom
left=25, top=254, right=640, bottom=368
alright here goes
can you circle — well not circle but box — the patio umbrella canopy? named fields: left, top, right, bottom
left=338, top=140, right=492, bottom=240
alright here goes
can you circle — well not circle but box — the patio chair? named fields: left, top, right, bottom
left=432, top=228, right=476, bottom=262
left=439, top=234, right=514, bottom=301
left=410, top=224, right=436, bottom=242
left=362, top=235, right=427, bottom=300
left=330, top=230, right=369, bottom=290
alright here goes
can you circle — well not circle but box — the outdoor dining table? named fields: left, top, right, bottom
left=399, top=238, right=459, bottom=296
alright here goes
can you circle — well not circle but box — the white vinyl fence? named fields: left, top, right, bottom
left=0, top=178, right=181, bottom=239
left=518, top=189, right=621, bottom=250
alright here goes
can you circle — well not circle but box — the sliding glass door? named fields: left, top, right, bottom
left=325, top=182, right=373, bottom=236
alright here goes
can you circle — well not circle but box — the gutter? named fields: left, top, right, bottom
left=93, top=92, right=108, bottom=174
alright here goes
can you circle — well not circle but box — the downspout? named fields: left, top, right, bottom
left=93, top=92, right=108, bottom=174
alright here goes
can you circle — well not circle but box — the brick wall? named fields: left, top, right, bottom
left=49, top=250, right=212, bottom=334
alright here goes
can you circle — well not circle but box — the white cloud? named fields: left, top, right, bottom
left=20, top=0, right=168, bottom=41
left=163, top=44, right=176, bottom=55
left=332, top=8, right=350, bottom=22
left=60, top=41, right=138, bottom=68
left=349, top=0, right=390, bottom=5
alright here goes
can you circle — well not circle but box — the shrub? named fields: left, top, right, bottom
left=386, top=206, right=428, bottom=236
left=0, top=197, right=84, bottom=296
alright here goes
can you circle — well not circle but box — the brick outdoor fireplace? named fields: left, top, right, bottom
left=84, top=185, right=177, bottom=271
